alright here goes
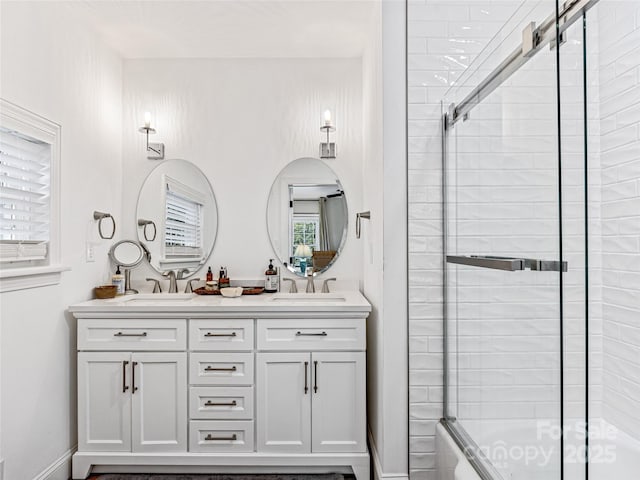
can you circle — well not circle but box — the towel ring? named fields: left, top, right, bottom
left=356, top=211, right=370, bottom=239
left=93, top=211, right=116, bottom=240
left=137, top=219, right=157, bottom=242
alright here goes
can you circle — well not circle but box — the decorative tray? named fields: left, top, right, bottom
left=194, top=286, right=265, bottom=296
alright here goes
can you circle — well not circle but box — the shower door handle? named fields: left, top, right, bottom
left=446, top=255, right=567, bottom=272
left=446, top=255, right=524, bottom=271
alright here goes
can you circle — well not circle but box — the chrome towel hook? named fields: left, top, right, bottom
left=356, top=211, right=370, bottom=239
left=93, top=211, right=116, bottom=240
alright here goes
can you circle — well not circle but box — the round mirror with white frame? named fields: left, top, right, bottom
left=136, top=159, right=218, bottom=278
left=266, top=157, right=348, bottom=277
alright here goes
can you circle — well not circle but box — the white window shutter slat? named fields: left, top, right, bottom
left=0, top=128, right=51, bottom=262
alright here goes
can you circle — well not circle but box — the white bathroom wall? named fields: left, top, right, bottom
left=362, top=0, right=386, bottom=470
left=0, top=2, right=123, bottom=480
left=362, top=0, right=409, bottom=478
left=597, top=0, right=640, bottom=441
left=120, top=58, right=364, bottom=287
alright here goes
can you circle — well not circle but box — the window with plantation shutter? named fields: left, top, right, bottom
left=0, top=99, right=62, bottom=292
left=0, top=127, right=50, bottom=262
left=163, top=175, right=204, bottom=263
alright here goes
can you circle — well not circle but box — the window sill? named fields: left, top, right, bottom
left=0, top=265, right=70, bottom=293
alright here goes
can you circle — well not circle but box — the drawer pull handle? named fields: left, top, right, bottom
left=205, top=365, right=237, bottom=372
left=114, top=332, right=147, bottom=337
left=296, top=331, right=327, bottom=337
left=205, top=400, right=237, bottom=407
left=205, top=433, right=237, bottom=441
left=304, top=361, right=309, bottom=394
left=204, top=332, right=237, bottom=337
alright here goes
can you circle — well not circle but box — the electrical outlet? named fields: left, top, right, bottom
left=86, top=243, right=95, bottom=262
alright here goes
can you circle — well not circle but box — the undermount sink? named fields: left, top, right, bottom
left=270, top=294, right=346, bottom=302
left=114, top=293, right=196, bottom=303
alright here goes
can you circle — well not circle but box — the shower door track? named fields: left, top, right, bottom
left=439, top=419, right=502, bottom=480
left=446, top=0, right=600, bottom=127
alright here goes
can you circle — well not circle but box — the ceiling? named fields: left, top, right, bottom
left=68, top=0, right=377, bottom=59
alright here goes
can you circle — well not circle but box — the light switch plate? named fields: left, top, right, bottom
left=86, top=243, right=95, bottom=262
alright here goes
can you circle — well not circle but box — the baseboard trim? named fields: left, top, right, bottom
left=33, top=445, right=77, bottom=480
left=368, top=429, right=409, bottom=480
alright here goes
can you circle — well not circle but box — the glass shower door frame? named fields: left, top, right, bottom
left=440, top=1, right=600, bottom=479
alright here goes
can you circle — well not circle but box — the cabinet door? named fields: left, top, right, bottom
left=311, top=352, right=366, bottom=453
left=78, top=352, right=131, bottom=452
left=131, top=352, right=187, bottom=452
left=256, top=352, right=311, bottom=453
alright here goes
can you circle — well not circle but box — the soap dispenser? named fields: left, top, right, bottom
left=112, top=265, right=125, bottom=296
left=218, top=266, right=230, bottom=289
left=265, top=259, right=279, bottom=293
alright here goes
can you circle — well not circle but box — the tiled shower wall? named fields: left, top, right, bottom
left=598, top=1, right=640, bottom=439
left=407, top=2, right=521, bottom=477
left=407, top=0, right=628, bottom=477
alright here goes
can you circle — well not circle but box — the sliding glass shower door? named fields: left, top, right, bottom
left=441, top=1, right=597, bottom=479
left=443, top=30, right=564, bottom=479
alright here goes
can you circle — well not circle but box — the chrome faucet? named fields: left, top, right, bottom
left=185, top=278, right=200, bottom=293
left=162, top=270, right=178, bottom=293
left=321, top=278, right=336, bottom=293
left=146, top=278, right=162, bottom=293
left=177, top=268, right=190, bottom=279
left=305, top=269, right=315, bottom=293
left=282, top=278, right=298, bottom=293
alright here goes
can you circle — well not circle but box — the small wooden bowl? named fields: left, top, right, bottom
left=94, top=285, right=118, bottom=299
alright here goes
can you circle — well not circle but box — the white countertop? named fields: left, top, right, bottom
left=69, top=290, right=371, bottom=318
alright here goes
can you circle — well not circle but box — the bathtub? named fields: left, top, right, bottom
left=589, top=419, right=640, bottom=480
left=436, top=418, right=639, bottom=480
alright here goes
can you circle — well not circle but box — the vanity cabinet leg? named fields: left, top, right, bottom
left=71, top=455, right=92, bottom=479
left=351, top=459, right=371, bottom=480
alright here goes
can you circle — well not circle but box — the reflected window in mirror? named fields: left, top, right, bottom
left=137, top=159, right=218, bottom=279
left=164, top=175, right=204, bottom=264
left=266, top=157, right=348, bottom=278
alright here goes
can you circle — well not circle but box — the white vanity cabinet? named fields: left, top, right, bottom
left=257, top=351, right=366, bottom=453
left=256, top=319, right=367, bottom=454
left=70, top=293, right=371, bottom=480
left=77, top=320, right=188, bottom=454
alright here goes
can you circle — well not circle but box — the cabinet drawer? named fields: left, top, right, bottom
left=78, top=319, right=186, bottom=351
left=257, top=319, right=365, bottom=351
left=189, top=319, right=254, bottom=351
left=189, top=420, right=254, bottom=453
left=189, top=353, right=254, bottom=385
left=189, top=387, right=253, bottom=420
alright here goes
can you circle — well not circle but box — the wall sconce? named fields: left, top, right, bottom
left=319, top=110, right=336, bottom=159
left=138, top=112, right=165, bottom=160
